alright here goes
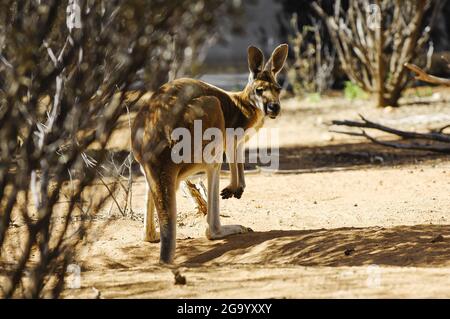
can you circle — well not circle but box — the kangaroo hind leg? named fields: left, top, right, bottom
left=205, top=164, right=252, bottom=240
left=151, top=171, right=177, bottom=264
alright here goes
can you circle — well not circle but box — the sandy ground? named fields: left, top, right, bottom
left=62, top=87, right=450, bottom=298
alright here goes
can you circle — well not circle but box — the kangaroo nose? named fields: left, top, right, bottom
left=267, top=102, right=280, bottom=117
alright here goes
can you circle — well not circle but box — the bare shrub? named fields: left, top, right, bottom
left=0, top=0, right=242, bottom=298
left=288, top=13, right=335, bottom=96
left=313, top=0, right=442, bottom=107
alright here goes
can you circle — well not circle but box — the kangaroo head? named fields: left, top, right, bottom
left=246, top=44, right=288, bottom=119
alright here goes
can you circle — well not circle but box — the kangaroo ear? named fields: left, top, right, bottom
left=265, top=44, right=289, bottom=76
left=248, top=46, right=265, bottom=78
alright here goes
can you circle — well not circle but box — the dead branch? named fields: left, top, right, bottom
left=182, top=180, right=208, bottom=216
left=331, top=115, right=450, bottom=154
left=333, top=115, right=450, bottom=143
left=330, top=129, right=450, bottom=154
left=438, top=124, right=450, bottom=134
left=404, top=63, right=450, bottom=86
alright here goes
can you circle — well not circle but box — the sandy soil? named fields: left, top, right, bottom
left=63, top=88, right=450, bottom=298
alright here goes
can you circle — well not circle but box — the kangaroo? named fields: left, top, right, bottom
left=131, top=44, right=288, bottom=264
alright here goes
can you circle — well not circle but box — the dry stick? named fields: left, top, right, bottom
left=438, top=124, right=450, bottom=134
left=123, top=103, right=134, bottom=216
left=330, top=128, right=450, bottom=154
left=97, top=173, right=125, bottom=217
left=330, top=63, right=450, bottom=153
left=333, top=114, right=450, bottom=143
left=111, top=92, right=144, bottom=218
left=98, top=91, right=144, bottom=219
left=331, top=115, right=450, bottom=154
left=183, top=180, right=208, bottom=216
left=404, top=63, right=450, bottom=86
left=95, top=91, right=144, bottom=220
left=407, top=61, right=450, bottom=135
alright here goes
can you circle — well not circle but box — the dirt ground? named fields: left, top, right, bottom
left=64, top=87, right=450, bottom=298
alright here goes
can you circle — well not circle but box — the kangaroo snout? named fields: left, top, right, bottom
left=266, top=102, right=280, bottom=118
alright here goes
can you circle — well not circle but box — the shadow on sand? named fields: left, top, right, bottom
left=85, top=140, right=446, bottom=180
left=114, top=224, right=450, bottom=268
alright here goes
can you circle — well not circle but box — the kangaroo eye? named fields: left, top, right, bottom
left=255, top=87, right=264, bottom=95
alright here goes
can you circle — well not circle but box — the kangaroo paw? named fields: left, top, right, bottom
left=221, top=186, right=245, bottom=199
left=221, top=186, right=235, bottom=199
left=233, top=186, right=244, bottom=199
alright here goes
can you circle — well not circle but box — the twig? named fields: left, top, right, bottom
left=331, top=115, right=450, bottom=154
left=182, top=181, right=207, bottom=215
left=332, top=114, right=450, bottom=143
left=404, top=63, right=450, bottom=86
left=123, top=103, right=134, bottom=216
left=97, top=172, right=125, bottom=217
left=332, top=129, right=450, bottom=154
left=438, top=124, right=450, bottom=134
left=0, top=53, right=13, bottom=69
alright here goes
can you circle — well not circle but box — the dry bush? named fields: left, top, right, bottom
left=332, top=64, right=450, bottom=153
left=0, top=0, right=242, bottom=298
left=313, top=0, right=442, bottom=107
left=288, top=13, right=335, bottom=96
